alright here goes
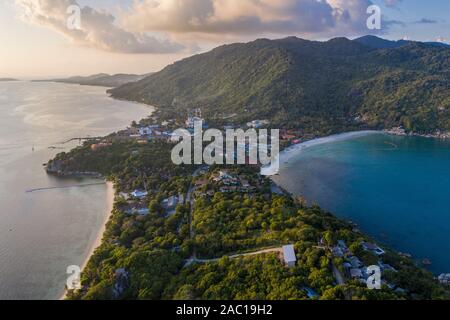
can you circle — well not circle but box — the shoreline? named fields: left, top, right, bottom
left=278, top=130, right=382, bottom=164
left=273, top=130, right=449, bottom=275
left=59, top=181, right=115, bottom=300
left=277, top=128, right=449, bottom=166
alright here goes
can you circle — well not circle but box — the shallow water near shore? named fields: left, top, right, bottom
left=0, top=81, right=152, bottom=299
left=274, top=132, right=450, bottom=274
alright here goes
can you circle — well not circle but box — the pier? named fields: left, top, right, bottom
left=59, top=137, right=104, bottom=145
left=26, top=182, right=106, bottom=193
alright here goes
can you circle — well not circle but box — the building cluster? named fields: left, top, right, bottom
left=162, top=194, right=183, bottom=216
left=438, top=273, right=450, bottom=285
left=90, top=142, right=113, bottom=151
left=246, top=119, right=269, bottom=129
left=118, top=188, right=183, bottom=217
left=193, top=170, right=258, bottom=196
left=327, top=239, right=405, bottom=293
left=280, top=129, right=303, bottom=145
left=385, top=127, right=450, bottom=140
left=118, top=189, right=150, bottom=216
left=123, top=112, right=208, bottom=144
left=213, top=170, right=257, bottom=194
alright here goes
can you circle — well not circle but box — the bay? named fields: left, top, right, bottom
left=274, top=132, right=450, bottom=274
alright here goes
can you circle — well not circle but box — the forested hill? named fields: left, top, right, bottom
left=109, top=36, right=449, bottom=134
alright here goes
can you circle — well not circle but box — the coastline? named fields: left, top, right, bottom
left=59, top=180, right=115, bottom=300
left=273, top=130, right=450, bottom=275
left=278, top=130, right=382, bottom=164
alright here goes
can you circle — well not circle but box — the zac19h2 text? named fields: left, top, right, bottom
left=176, top=303, right=273, bottom=318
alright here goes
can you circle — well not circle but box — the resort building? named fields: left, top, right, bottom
left=362, top=242, right=385, bottom=256
left=350, top=268, right=363, bottom=279
left=438, top=274, right=450, bottom=285
left=139, top=125, right=159, bottom=136
left=162, top=195, right=179, bottom=215
left=126, top=207, right=150, bottom=216
left=185, top=116, right=204, bottom=129
left=131, top=190, right=148, bottom=199
left=246, top=120, right=269, bottom=129
left=282, top=245, right=297, bottom=268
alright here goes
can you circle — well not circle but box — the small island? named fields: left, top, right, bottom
left=0, top=78, right=18, bottom=82
left=33, top=73, right=151, bottom=88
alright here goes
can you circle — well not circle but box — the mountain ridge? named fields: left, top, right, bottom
left=109, top=36, right=449, bottom=134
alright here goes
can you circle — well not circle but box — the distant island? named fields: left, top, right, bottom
left=0, top=78, right=18, bottom=82
left=34, top=73, right=152, bottom=88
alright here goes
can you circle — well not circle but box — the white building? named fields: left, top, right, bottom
left=162, top=195, right=179, bottom=215
left=139, top=125, right=160, bottom=136
left=213, top=170, right=234, bottom=182
left=139, top=127, right=153, bottom=136
left=185, top=116, right=203, bottom=129
left=438, top=273, right=450, bottom=285
left=127, top=207, right=150, bottom=216
left=131, top=190, right=148, bottom=199
left=361, top=242, right=385, bottom=256
left=283, top=245, right=297, bottom=268
left=247, top=120, right=269, bottom=129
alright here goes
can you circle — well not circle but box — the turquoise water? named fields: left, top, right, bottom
left=274, top=132, right=450, bottom=274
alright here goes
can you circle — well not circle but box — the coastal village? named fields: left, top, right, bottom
left=52, top=109, right=450, bottom=300
left=384, top=126, right=450, bottom=140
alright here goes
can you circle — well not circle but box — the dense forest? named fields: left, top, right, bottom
left=53, top=35, right=450, bottom=300
left=55, top=139, right=449, bottom=300
left=109, top=36, right=449, bottom=135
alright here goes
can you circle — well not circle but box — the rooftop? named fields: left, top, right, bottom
left=283, top=245, right=297, bottom=263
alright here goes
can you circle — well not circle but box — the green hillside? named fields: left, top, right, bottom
left=109, top=37, right=449, bottom=134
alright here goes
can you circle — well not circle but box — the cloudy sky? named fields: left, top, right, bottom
left=1, top=0, right=448, bottom=78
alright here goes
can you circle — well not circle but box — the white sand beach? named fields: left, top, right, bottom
left=60, top=181, right=115, bottom=300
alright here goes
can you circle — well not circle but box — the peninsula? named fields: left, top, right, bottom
left=48, top=36, right=449, bottom=300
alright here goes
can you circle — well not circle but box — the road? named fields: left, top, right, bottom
left=184, top=247, right=283, bottom=267
left=185, top=166, right=206, bottom=261
left=331, top=262, right=346, bottom=285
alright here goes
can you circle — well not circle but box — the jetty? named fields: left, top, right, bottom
left=59, top=137, right=104, bottom=145
left=26, top=182, right=106, bottom=193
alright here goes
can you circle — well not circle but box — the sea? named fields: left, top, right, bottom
left=0, top=81, right=152, bottom=299
left=273, top=131, right=450, bottom=274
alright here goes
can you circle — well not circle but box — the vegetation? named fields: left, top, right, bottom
left=56, top=139, right=449, bottom=300
left=57, top=36, right=449, bottom=300
left=109, top=37, right=449, bottom=135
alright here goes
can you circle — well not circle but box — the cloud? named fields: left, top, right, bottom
left=436, top=36, right=447, bottom=43
left=385, top=19, right=405, bottom=27
left=383, top=0, right=403, bottom=8
left=15, top=0, right=402, bottom=53
left=15, top=0, right=185, bottom=53
left=413, top=18, right=438, bottom=24
left=122, top=0, right=386, bottom=40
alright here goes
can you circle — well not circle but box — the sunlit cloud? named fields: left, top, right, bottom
left=122, top=0, right=384, bottom=40
left=14, top=0, right=403, bottom=54
left=15, top=0, right=185, bottom=53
